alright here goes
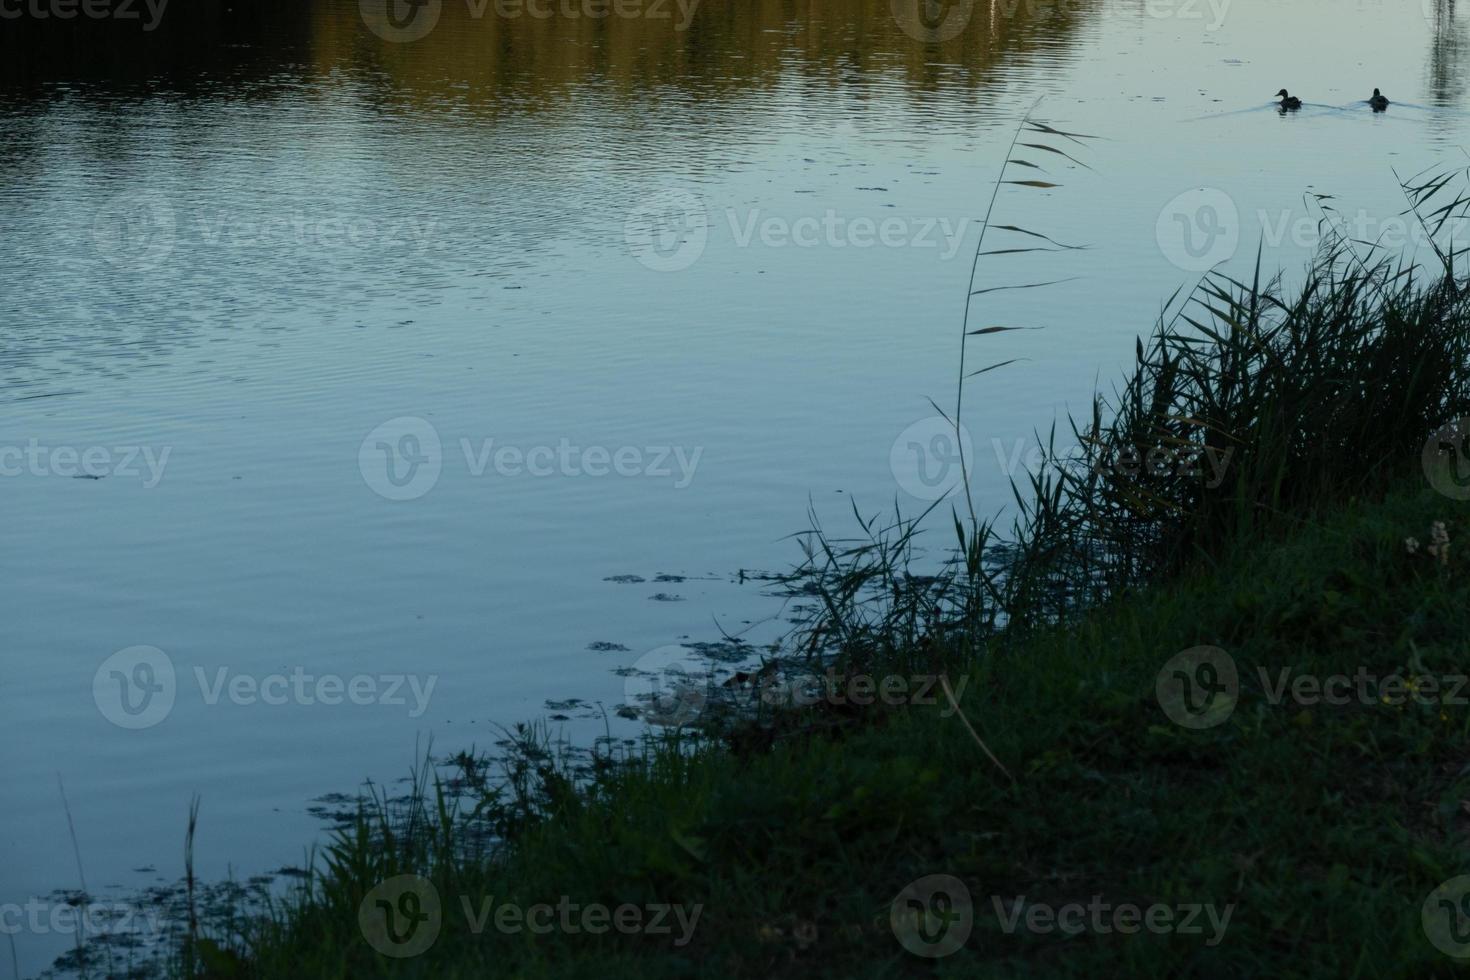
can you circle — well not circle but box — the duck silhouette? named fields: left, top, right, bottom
left=1275, top=88, right=1302, bottom=110
left=1369, top=88, right=1389, bottom=111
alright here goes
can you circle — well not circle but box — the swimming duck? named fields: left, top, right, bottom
left=1369, top=88, right=1389, bottom=111
left=1275, top=88, right=1302, bottom=110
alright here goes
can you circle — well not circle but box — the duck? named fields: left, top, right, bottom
left=1275, top=88, right=1302, bottom=110
left=1369, top=87, right=1389, bottom=111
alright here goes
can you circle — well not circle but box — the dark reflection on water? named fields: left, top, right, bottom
left=0, top=0, right=1101, bottom=401
left=1427, top=0, right=1470, bottom=111
left=0, top=0, right=1098, bottom=94
left=0, top=2, right=316, bottom=86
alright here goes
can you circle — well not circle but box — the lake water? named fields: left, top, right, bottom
left=3, top=0, right=1468, bottom=974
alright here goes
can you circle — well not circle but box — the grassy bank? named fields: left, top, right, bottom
left=209, top=475, right=1470, bottom=978
left=167, top=166, right=1470, bottom=978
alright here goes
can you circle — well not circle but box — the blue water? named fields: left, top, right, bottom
left=3, top=0, right=1468, bottom=974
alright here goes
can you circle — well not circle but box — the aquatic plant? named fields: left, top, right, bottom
left=789, top=151, right=1470, bottom=666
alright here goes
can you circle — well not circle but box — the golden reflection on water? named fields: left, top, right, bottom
left=313, top=0, right=1100, bottom=104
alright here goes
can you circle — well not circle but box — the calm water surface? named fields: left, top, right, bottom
left=3, top=0, right=1468, bottom=974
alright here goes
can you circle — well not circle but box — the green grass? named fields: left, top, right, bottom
left=209, top=475, right=1470, bottom=978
